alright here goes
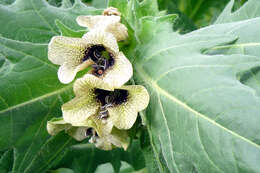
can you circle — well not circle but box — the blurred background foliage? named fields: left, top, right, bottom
left=0, top=0, right=247, bottom=32
left=0, top=0, right=248, bottom=30
left=46, top=0, right=248, bottom=33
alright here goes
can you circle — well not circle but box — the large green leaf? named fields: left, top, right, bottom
left=0, top=0, right=98, bottom=43
left=110, top=0, right=260, bottom=172
left=0, top=32, right=76, bottom=173
left=0, top=0, right=145, bottom=172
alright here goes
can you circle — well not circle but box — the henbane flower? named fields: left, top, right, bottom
left=47, top=116, right=129, bottom=150
left=48, top=30, right=132, bottom=86
left=62, top=74, right=150, bottom=130
left=76, top=8, right=128, bottom=41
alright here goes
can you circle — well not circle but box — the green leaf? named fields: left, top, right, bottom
left=52, top=141, right=145, bottom=173
left=50, top=168, right=74, bottom=173
left=0, top=0, right=130, bottom=172
left=0, top=149, right=13, bottom=172
left=91, top=0, right=108, bottom=9
left=216, top=0, right=260, bottom=24
left=0, top=0, right=146, bottom=172
left=157, top=0, right=197, bottom=33
left=135, top=12, right=260, bottom=173
left=55, top=19, right=86, bottom=37
left=0, top=32, right=77, bottom=172
left=158, top=0, right=231, bottom=28
left=158, top=0, right=247, bottom=30
left=0, top=0, right=99, bottom=43
left=112, top=0, right=260, bottom=172
left=94, top=162, right=146, bottom=173
left=0, top=0, right=14, bottom=5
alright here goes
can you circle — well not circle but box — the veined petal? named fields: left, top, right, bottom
left=77, top=15, right=127, bottom=41
left=105, top=23, right=128, bottom=41
left=107, top=85, right=149, bottom=129
left=83, top=29, right=119, bottom=54
left=62, top=95, right=99, bottom=126
left=67, top=126, right=89, bottom=141
left=48, top=36, right=89, bottom=65
left=107, top=103, right=138, bottom=130
left=58, top=61, right=93, bottom=84
left=120, top=85, right=150, bottom=111
left=88, top=115, right=114, bottom=136
left=76, top=15, right=120, bottom=30
left=47, top=117, right=72, bottom=136
left=87, top=116, right=113, bottom=150
left=73, top=74, right=114, bottom=96
left=90, top=136, right=113, bottom=150
left=47, top=117, right=88, bottom=141
left=89, top=127, right=129, bottom=151
left=108, top=128, right=129, bottom=150
left=85, top=116, right=129, bottom=150
left=58, top=63, right=77, bottom=84
left=98, top=52, right=133, bottom=88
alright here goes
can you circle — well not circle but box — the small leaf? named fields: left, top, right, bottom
left=55, top=20, right=86, bottom=37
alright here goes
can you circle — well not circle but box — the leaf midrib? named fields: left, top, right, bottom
left=136, top=64, right=260, bottom=149
left=0, top=84, right=72, bottom=114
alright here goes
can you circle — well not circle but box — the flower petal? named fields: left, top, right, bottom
left=58, top=60, right=94, bottom=84
left=76, top=15, right=120, bottom=30
left=88, top=115, right=114, bottom=135
left=87, top=116, right=113, bottom=150
left=105, top=23, right=128, bottom=41
left=58, top=63, right=78, bottom=84
left=77, top=15, right=127, bottom=41
left=73, top=74, right=114, bottom=97
left=62, top=95, right=99, bottom=126
left=86, top=116, right=129, bottom=150
left=108, top=128, right=129, bottom=150
left=48, top=36, right=89, bottom=65
left=89, top=127, right=129, bottom=151
left=98, top=52, right=133, bottom=88
left=107, top=104, right=138, bottom=130
left=107, top=85, right=149, bottom=129
left=83, top=29, right=119, bottom=54
left=90, top=136, right=113, bottom=150
left=120, top=85, right=150, bottom=111
left=47, top=117, right=71, bottom=136
left=67, top=126, right=89, bottom=141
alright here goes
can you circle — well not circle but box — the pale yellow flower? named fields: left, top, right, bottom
left=47, top=116, right=129, bottom=150
left=62, top=74, right=150, bottom=130
left=76, top=12, right=128, bottom=41
left=48, top=30, right=132, bottom=86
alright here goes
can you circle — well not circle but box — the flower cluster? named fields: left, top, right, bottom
left=47, top=7, right=149, bottom=150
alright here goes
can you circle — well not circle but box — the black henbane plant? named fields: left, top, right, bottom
left=1, top=0, right=260, bottom=172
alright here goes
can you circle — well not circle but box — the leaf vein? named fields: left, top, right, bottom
left=0, top=84, right=72, bottom=114
left=196, top=119, right=225, bottom=173
left=136, top=65, right=260, bottom=149
left=157, top=92, right=180, bottom=173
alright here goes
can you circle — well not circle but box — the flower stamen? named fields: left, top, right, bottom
left=84, top=45, right=115, bottom=76
left=94, top=89, right=129, bottom=120
left=85, top=127, right=94, bottom=137
left=94, top=89, right=129, bottom=106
